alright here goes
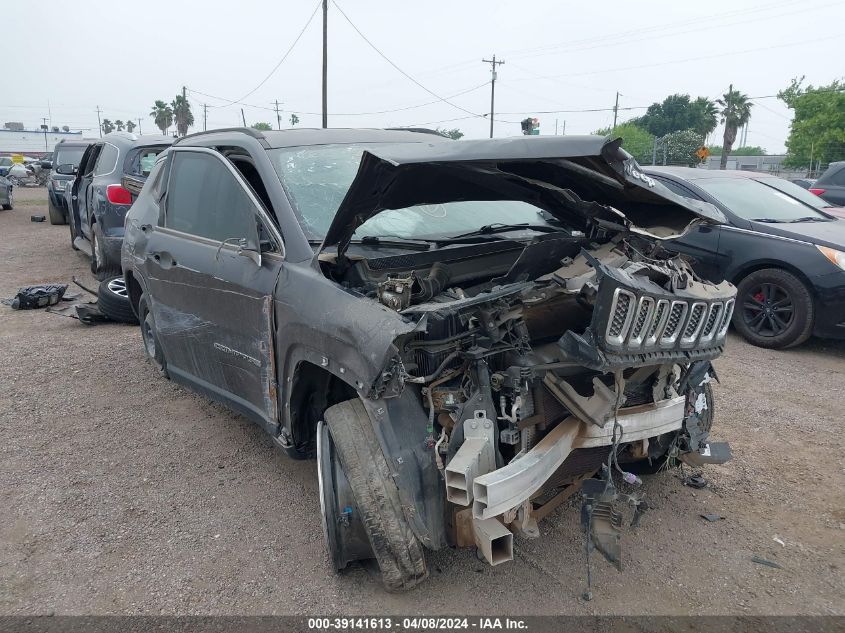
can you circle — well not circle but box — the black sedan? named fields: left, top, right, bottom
left=0, top=174, right=12, bottom=210
left=645, top=167, right=845, bottom=349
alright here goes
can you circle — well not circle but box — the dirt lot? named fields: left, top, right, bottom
left=1, top=187, right=843, bottom=616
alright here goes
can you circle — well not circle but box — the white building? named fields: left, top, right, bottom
left=0, top=128, right=86, bottom=157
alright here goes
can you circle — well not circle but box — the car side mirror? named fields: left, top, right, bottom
left=55, top=163, right=77, bottom=175
left=40, top=160, right=53, bottom=170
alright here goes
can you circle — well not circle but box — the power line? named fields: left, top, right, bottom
left=331, top=0, right=484, bottom=119
left=511, top=34, right=842, bottom=82
left=200, top=0, right=321, bottom=108
left=498, top=0, right=816, bottom=58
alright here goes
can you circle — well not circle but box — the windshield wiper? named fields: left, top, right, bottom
left=789, top=216, right=828, bottom=223
left=444, top=223, right=561, bottom=240
left=749, top=218, right=787, bottom=223
left=355, top=235, right=432, bottom=250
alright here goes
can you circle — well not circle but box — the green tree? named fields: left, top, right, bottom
left=289, top=113, right=300, bottom=126
left=171, top=95, right=194, bottom=137
left=690, top=97, right=719, bottom=140
left=150, top=100, right=174, bottom=135
left=661, top=129, right=704, bottom=166
left=114, top=119, right=124, bottom=131
left=594, top=122, right=654, bottom=164
left=635, top=94, right=719, bottom=139
left=716, top=88, right=753, bottom=169
left=126, top=120, right=136, bottom=133
left=436, top=127, right=464, bottom=140
left=778, top=77, right=845, bottom=168
left=62, top=125, right=70, bottom=132
left=251, top=122, right=273, bottom=131
left=101, top=119, right=114, bottom=135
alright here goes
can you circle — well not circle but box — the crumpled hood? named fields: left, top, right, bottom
left=320, top=135, right=726, bottom=254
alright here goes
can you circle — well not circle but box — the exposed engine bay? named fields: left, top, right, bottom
left=311, top=136, right=737, bottom=589
left=321, top=222, right=735, bottom=572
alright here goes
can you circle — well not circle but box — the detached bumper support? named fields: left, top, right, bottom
left=472, top=396, right=687, bottom=520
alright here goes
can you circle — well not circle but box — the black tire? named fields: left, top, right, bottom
left=2, top=187, right=12, bottom=210
left=97, top=276, right=139, bottom=324
left=138, top=294, right=167, bottom=375
left=323, top=399, right=428, bottom=592
left=48, top=198, right=66, bottom=224
left=733, top=268, right=813, bottom=349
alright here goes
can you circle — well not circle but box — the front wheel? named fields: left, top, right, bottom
left=2, top=187, right=12, bottom=210
left=733, top=268, right=814, bottom=349
left=48, top=198, right=66, bottom=224
left=321, top=399, right=428, bottom=592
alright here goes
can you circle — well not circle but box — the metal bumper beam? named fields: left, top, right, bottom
left=472, top=395, right=686, bottom=519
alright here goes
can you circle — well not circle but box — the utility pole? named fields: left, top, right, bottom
left=562, top=120, right=566, bottom=136
left=203, top=104, right=208, bottom=131
left=96, top=105, right=103, bottom=138
left=41, top=117, right=49, bottom=151
left=241, top=108, right=247, bottom=127
left=273, top=100, right=282, bottom=130
left=322, top=0, right=328, bottom=129
left=612, top=91, right=620, bottom=133
left=137, top=118, right=142, bottom=135
left=482, top=54, right=505, bottom=138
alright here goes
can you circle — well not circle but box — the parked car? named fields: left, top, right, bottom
left=790, top=177, right=816, bottom=190
left=0, top=156, right=29, bottom=182
left=65, top=132, right=173, bottom=277
left=0, top=174, right=12, bottom=210
left=45, top=139, right=92, bottom=224
left=122, top=129, right=735, bottom=590
left=645, top=167, right=845, bottom=349
left=811, top=161, right=845, bottom=207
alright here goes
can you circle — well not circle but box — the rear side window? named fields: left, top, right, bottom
left=93, top=144, right=119, bottom=176
left=126, top=145, right=169, bottom=177
left=827, top=165, right=845, bottom=186
left=164, top=151, right=257, bottom=242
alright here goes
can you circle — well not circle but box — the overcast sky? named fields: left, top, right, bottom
left=5, top=0, right=844, bottom=152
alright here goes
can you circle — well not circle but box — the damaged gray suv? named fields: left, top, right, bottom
left=122, top=128, right=736, bottom=591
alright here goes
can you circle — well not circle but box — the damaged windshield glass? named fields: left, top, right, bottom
left=268, top=143, right=557, bottom=241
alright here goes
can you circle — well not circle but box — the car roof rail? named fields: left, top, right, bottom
left=173, top=127, right=267, bottom=146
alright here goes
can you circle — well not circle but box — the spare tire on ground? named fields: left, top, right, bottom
left=97, top=276, right=138, bottom=324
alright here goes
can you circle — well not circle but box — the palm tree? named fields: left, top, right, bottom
left=171, top=95, right=194, bottom=137
left=716, top=88, right=753, bottom=169
left=691, top=97, right=718, bottom=142
left=150, top=100, right=174, bottom=135
left=101, top=119, right=114, bottom=135
left=114, top=119, right=124, bottom=131
left=126, top=120, right=136, bottom=133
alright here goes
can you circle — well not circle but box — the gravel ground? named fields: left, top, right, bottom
left=1, top=187, right=843, bottom=616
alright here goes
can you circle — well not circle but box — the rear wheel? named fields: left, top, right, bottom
left=48, top=198, right=65, bottom=224
left=2, top=187, right=12, bottom=210
left=138, top=294, right=167, bottom=375
left=321, top=399, right=428, bottom=592
left=733, top=268, right=813, bottom=349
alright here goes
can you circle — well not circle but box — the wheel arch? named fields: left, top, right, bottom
left=125, top=269, right=145, bottom=318
left=730, top=259, right=817, bottom=299
left=285, top=359, right=358, bottom=458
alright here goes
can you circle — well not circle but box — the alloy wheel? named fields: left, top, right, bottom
left=741, top=282, right=794, bottom=337
left=106, top=277, right=128, bottom=298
